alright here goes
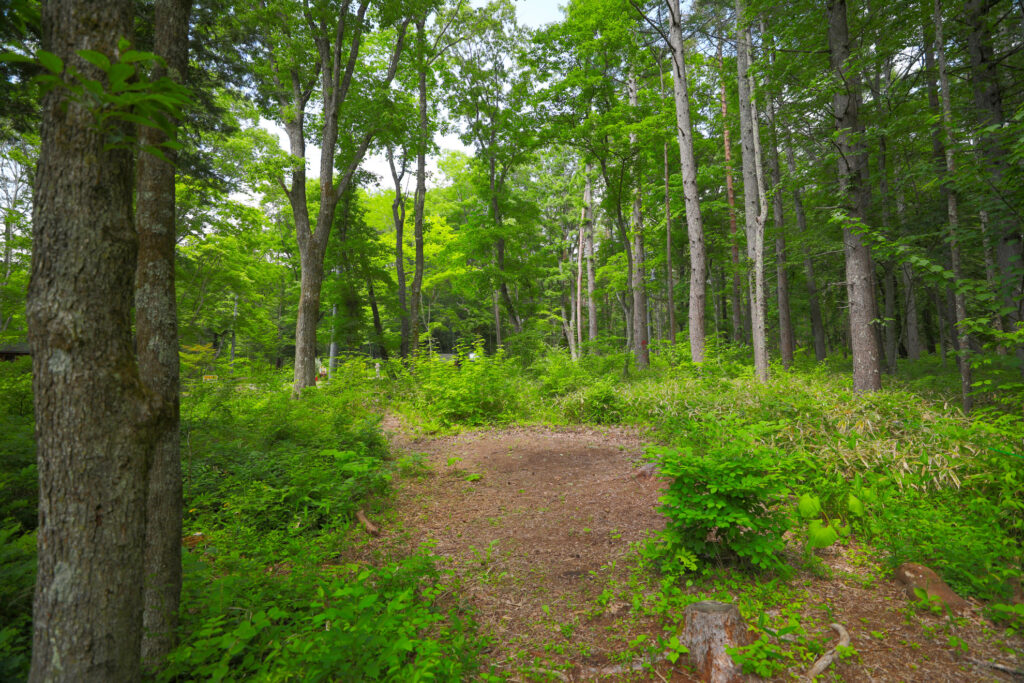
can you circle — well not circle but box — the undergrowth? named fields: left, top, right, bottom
left=2, top=340, right=1022, bottom=678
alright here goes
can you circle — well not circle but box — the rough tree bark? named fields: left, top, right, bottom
left=828, top=0, right=882, bottom=391
left=410, top=16, right=428, bottom=355
left=136, top=0, right=191, bottom=668
left=584, top=168, right=599, bottom=342
left=735, top=3, right=769, bottom=382
left=666, top=0, right=707, bottom=362
left=628, top=71, right=649, bottom=369
left=717, top=36, right=744, bottom=346
left=966, top=0, right=1024, bottom=375
left=258, top=1, right=408, bottom=394
left=762, top=21, right=794, bottom=369
left=576, top=199, right=586, bottom=354
left=388, top=148, right=410, bottom=357
left=935, top=0, right=973, bottom=412
left=28, top=1, right=156, bottom=678
left=786, top=141, right=827, bottom=361
left=680, top=601, right=750, bottom=682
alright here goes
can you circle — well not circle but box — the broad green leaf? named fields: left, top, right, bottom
left=807, top=520, right=839, bottom=548
left=36, top=50, right=63, bottom=74
left=797, top=493, right=821, bottom=519
left=77, top=49, right=111, bottom=71
left=847, top=493, right=865, bottom=516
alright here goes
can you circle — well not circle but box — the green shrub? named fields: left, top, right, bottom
left=531, top=349, right=593, bottom=397
left=0, top=356, right=32, bottom=418
left=413, top=342, right=521, bottom=426
left=163, top=547, right=485, bottom=682
left=650, top=437, right=791, bottom=573
left=0, top=524, right=35, bottom=681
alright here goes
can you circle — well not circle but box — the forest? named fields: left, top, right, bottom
left=1, top=0, right=1023, bottom=679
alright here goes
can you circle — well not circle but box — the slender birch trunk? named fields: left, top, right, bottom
left=735, top=3, right=769, bottom=381
left=666, top=0, right=707, bottom=362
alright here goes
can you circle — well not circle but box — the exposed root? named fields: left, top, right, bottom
left=355, top=509, right=380, bottom=536
left=801, top=623, right=850, bottom=681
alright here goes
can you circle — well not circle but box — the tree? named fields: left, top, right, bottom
left=247, top=0, right=412, bottom=393
left=136, top=0, right=192, bottom=666
left=447, top=0, right=537, bottom=342
left=735, top=0, right=769, bottom=382
left=664, top=0, right=707, bottom=363
left=828, top=0, right=881, bottom=391
left=28, top=0, right=157, bottom=677
left=933, top=0, right=972, bottom=411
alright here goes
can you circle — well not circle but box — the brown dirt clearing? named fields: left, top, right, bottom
left=355, top=419, right=1024, bottom=682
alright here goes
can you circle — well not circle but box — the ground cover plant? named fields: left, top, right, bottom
left=3, top=340, right=1023, bottom=679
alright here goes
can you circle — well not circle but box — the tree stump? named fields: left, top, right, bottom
left=680, top=601, right=751, bottom=682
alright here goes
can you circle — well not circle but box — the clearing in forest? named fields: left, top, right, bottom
left=361, top=419, right=1024, bottom=682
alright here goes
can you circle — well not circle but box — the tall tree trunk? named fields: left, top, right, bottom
left=935, top=0, right=973, bottom=412
left=762, top=24, right=794, bottom=369
left=663, top=139, right=676, bottom=344
left=493, top=290, right=502, bottom=348
left=828, top=0, right=881, bottom=391
left=717, top=33, right=743, bottom=346
left=735, top=4, right=769, bottom=382
left=294, top=242, right=326, bottom=392
left=979, top=210, right=1007, bottom=352
left=667, top=0, right=707, bottom=362
left=366, top=272, right=389, bottom=362
left=966, top=0, right=1024, bottom=375
left=389, top=149, right=410, bottom=357
left=266, top=6, right=408, bottom=394
left=628, top=71, right=649, bottom=369
left=882, top=266, right=898, bottom=373
left=901, top=264, right=921, bottom=360
left=29, top=1, right=153, bottom=678
left=135, top=0, right=190, bottom=668
left=576, top=212, right=585, bottom=354
left=328, top=304, right=339, bottom=378
left=410, top=17, right=428, bottom=355
left=584, top=168, right=598, bottom=343
left=786, top=142, right=826, bottom=361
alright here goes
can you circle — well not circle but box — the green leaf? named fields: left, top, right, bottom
left=77, top=49, right=111, bottom=71
left=807, top=519, right=839, bottom=549
left=0, top=51, right=34, bottom=64
left=797, top=493, right=821, bottom=519
left=36, top=50, right=63, bottom=74
left=107, top=63, right=134, bottom=90
left=847, top=493, right=865, bottom=517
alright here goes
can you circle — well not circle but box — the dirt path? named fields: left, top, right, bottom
left=372, top=419, right=1024, bottom=682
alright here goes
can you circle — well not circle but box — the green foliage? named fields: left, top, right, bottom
left=0, top=524, right=34, bottom=680
left=0, top=358, right=35, bottom=533
left=565, top=379, right=627, bottom=425
left=0, top=356, right=32, bottom=417
left=411, top=343, right=523, bottom=427
left=531, top=349, right=593, bottom=397
left=7, top=40, right=192, bottom=160
left=649, top=436, right=791, bottom=573
left=985, top=602, right=1024, bottom=635
left=173, top=371, right=488, bottom=680
left=162, top=550, right=484, bottom=682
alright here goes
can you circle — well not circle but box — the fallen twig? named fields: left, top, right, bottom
left=966, top=656, right=1024, bottom=678
left=801, top=623, right=850, bottom=681
left=355, top=509, right=380, bottom=536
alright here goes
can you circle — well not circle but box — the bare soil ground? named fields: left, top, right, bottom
left=362, top=418, right=1024, bottom=682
